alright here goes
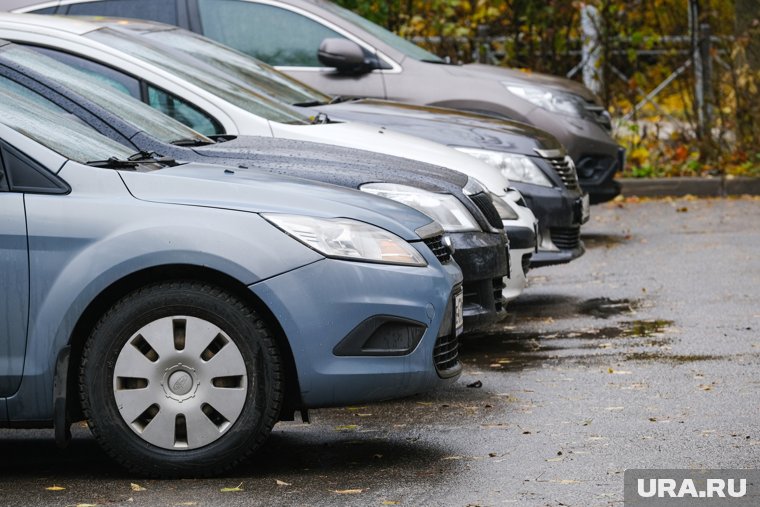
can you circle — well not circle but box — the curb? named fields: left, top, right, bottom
left=619, top=177, right=760, bottom=198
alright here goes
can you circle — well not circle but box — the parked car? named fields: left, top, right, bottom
left=0, top=13, right=539, bottom=304
left=90, top=19, right=587, bottom=267
left=0, top=39, right=511, bottom=328
left=0, top=82, right=465, bottom=477
left=8, top=0, right=623, bottom=204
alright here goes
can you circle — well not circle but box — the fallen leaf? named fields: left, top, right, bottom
left=334, top=489, right=364, bottom=494
left=220, top=483, right=244, bottom=493
left=46, top=486, right=66, bottom=491
left=605, top=406, right=625, bottom=411
left=335, top=425, right=358, bottom=431
left=466, top=380, right=483, bottom=388
left=130, top=483, right=146, bottom=492
left=75, top=504, right=98, bottom=507
left=382, top=502, right=400, bottom=505
left=275, top=480, right=291, bottom=487
left=546, top=457, right=563, bottom=462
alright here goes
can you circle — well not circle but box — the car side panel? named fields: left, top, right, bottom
left=0, top=193, right=29, bottom=397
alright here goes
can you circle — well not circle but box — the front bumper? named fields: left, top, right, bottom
left=521, top=108, right=623, bottom=203
left=511, top=180, right=587, bottom=268
left=249, top=249, right=463, bottom=409
left=449, top=231, right=509, bottom=332
left=502, top=224, right=535, bottom=303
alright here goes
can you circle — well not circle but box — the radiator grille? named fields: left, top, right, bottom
left=545, top=156, right=581, bottom=191
left=550, top=227, right=581, bottom=250
left=423, top=235, right=451, bottom=263
left=469, top=192, right=504, bottom=229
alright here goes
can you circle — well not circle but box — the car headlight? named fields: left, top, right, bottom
left=360, top=183, right=480, bottom=233
left=262, top=214, right=426, bottom=266
left=489, top=192, right=519, bottom=220
left=502, top=82, right=587, bottom=118
left=454, top=148, right=553, bottom=187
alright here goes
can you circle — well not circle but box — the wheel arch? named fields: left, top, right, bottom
left=62, top=264, right=302, bottom=425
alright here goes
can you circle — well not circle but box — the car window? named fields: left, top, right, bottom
left=65, top=0, right=178, bottom=25
left=30, top=45, right=141, bottom=98
left=0, top=85, right=137, bottom=164
left=147, top=85, right=223, bottom=137
left=28, top=6, right=56, bottom=14
left=319, top=1, right=444, bottom=63
left=196, top=0, right=344, bottom=67
left=0, top=154, right=8, bottom=192
left=142, top=28, right=331, bottom=105
left=86, top=27, right=313, bottom=125
left=2, top=45, right=215, bottom=145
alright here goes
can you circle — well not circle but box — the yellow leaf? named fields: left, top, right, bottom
left=275, top=480, right=291, bottom=487
left=130, top=483, right=146, bottom=492
left=76, top=504, right=98, bottom=507
left=220, top=482, right=244, bottom=492
left=382, top=502, right=400, bottom=505
left=334, top=489, right=364, bottom=494
left=335, top=425, right=358, bottom=431
left=46, top=485, right=66, bottom=491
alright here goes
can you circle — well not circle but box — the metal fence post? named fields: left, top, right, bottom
left=581, top=3, right=603, bottom=95
left=699, top=22, right=714, bottom=138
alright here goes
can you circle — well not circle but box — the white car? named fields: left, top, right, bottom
left=0, top=12, right=536, bottom=301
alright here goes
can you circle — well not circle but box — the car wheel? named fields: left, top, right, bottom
left=80, top=280, right=283, bottom=477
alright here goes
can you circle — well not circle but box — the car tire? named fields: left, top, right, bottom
left=80, top=280, right=283, bottom=477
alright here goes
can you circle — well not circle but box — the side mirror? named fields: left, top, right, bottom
left=318, top=38, right=371, bottom=74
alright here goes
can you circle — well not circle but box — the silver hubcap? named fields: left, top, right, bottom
left=113, top=316, right=248, bottom=450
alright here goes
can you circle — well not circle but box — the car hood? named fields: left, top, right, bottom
left=187, top=134, right=469, bottom=192
left=270, top=120, right=510, bottom=196
left=314, top=99, right=563, bottom=156
left=119, top=162, right=436, bottom=241
left=450, top=63, right=599, bottom=103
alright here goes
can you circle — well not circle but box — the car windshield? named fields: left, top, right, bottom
left=86, top=28, right=314, bottom=125
left=319, top=1, right=445, bottom=63
left=0, top=45, right=213, bottom=146
left=142, top=28, right=332, bottom=106
left=0, top=81, right=136, bottom=164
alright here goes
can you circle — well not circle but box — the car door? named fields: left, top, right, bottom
left=190, top=0, right=386, bottom=99
left=0, top=141, right=30, bottom=397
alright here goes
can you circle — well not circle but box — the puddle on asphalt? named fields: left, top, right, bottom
left=578, top=298, right=640, bottom=319
left=459, top=319, right=706, bottom=371
left=506, top=296, right=642, bottom=322
left=581, top=233, right=631, bottom=249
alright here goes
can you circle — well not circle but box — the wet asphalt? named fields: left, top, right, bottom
left=1, top=196, right=759, bottom=507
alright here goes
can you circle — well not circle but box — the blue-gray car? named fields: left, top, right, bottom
left=0, top=87, right=463, bottom=477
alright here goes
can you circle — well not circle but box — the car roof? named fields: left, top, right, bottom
left=0, top=12, right=98, bottom=35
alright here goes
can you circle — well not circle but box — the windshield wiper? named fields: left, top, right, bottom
left=86, top=151, right=177, bottom=169
left=86, top=157, right=140, bottom=169
left=293, top=100, right=325, bottom=107
left=171, top=138, right=216, bottom=147
left=310, top=112, right=330, bottom=125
